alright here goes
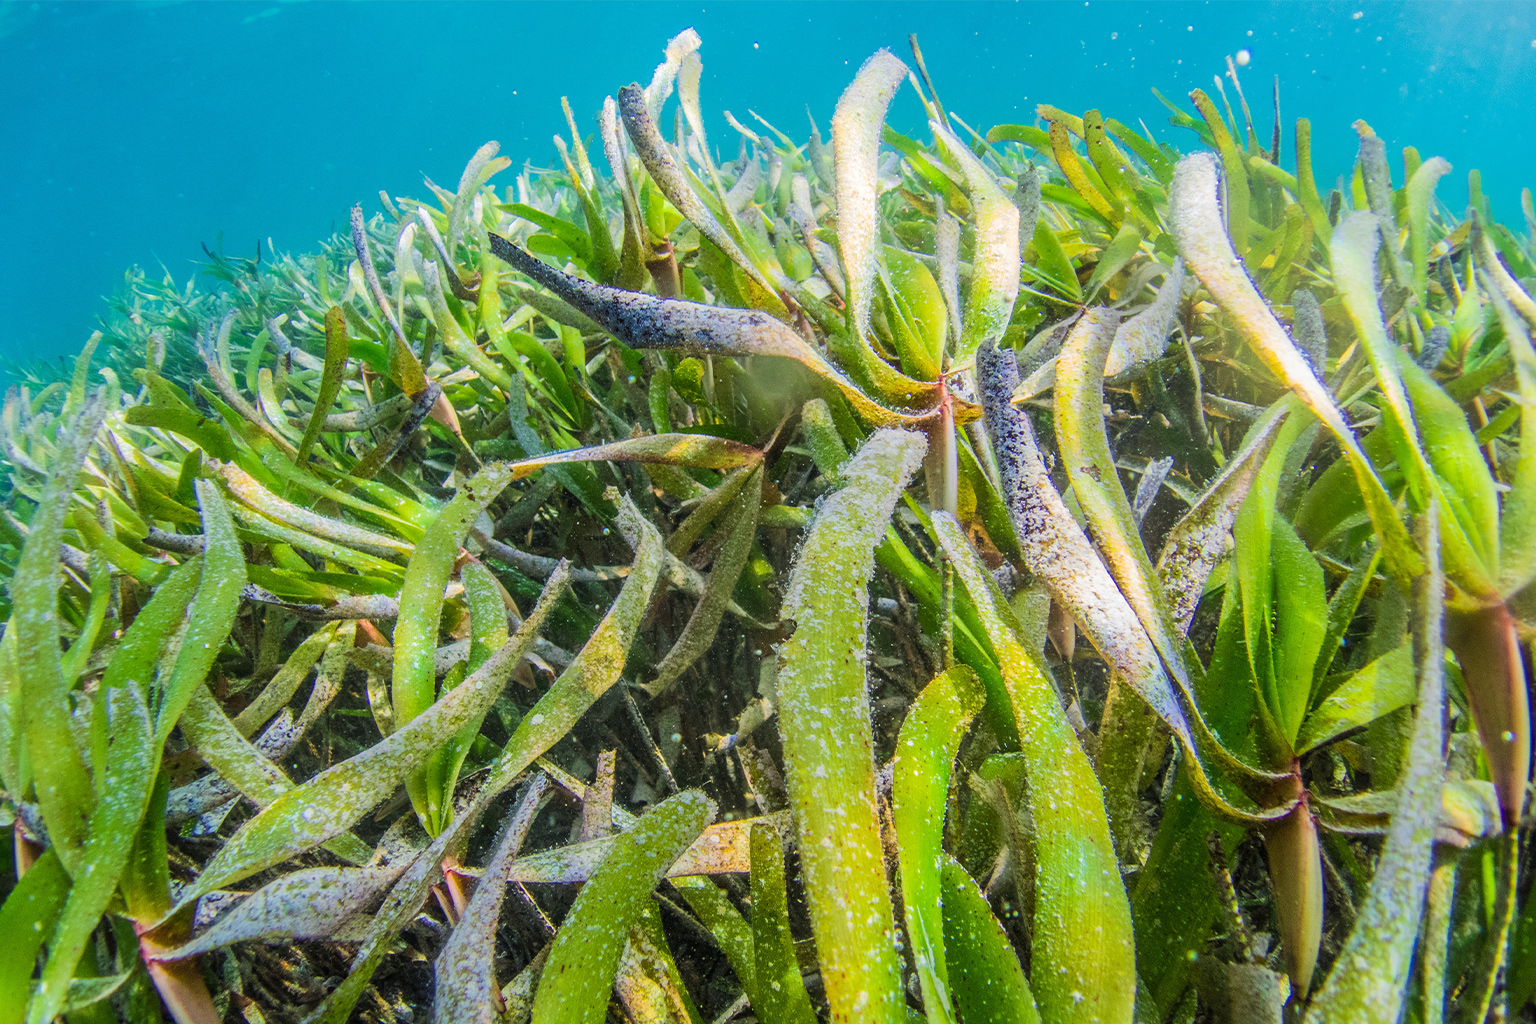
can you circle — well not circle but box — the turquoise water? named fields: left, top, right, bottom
left=4, top=0, right=1534, bottom=368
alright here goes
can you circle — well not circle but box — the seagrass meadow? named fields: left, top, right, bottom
left=3, top=26, right=1536, bottom=1024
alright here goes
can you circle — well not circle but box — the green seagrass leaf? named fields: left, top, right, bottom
left=880, top=244, right=946, bottom=381
left=1084, top=222, right=1143, bottom=302
left=1405, top=157, right=1452, bottom=306
left=187, top=563, right=569, bottom=898
left=893, top=666, right=985, bottom=1024
left=1396, top=350, right=1500, bottom=586
left=14, top=396, right=107, bottom=871
left=1302, top=510, right=1446, bottom=1022
left=672, top=875, right=761, bottom=1014
left=530, top=791, right=713, bottom=1024
left=749, top=824, right=817, bottom=1024
left=933, top=513, right=1136, bottom=1024
left=392, top=462, right=519, bottom=832
left=31, top=683, right=153, bottom=1024
left=1171, top=153, right=1421, bottom=587
left=777, top=429, right=925, bottom=1024
left=1333, top=212, right=1496, bottom=598
left=1491, top=285, right=1536, bottom=594
left=0, top=850, right=69, bottom=1024
left=293, top=306, right=350, bottom=467
left=1230, top=409, right=1323, bottom=757
left=152, top=480, right=246, bottom=747
left=1297, top=645, right=1415, bottom=755
left=939, top=856, right=1042, bottom=1024
left=449, top=141, right=511, bottom=262
left=648, top=466, right=763, bottom=696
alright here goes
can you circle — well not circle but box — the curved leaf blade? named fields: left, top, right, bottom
left=191, top=563, right=569, bottom=896
left=530, top=791, right=713, bottom=1024
left=1303, top=509, right=1446, bottom=1021
left=1169, top=153, right=1421, bottom=587
left=939, top=856, right=1042, bottom=1024
left=933, top=513, right=1136, bottom=1024
left=487, top=234, right=940, bottom=424
left=511, top=434, right=761, bottom=481
left=777, top=428, right=926, bottom=1024
left=893, top=667, right=984, bottom=1024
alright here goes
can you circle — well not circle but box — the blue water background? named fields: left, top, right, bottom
left=4, top=0, right=1535, bottom=370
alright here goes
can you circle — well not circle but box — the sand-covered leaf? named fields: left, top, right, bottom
left=505, top=815, right=760, bottom=883
left=931, top=121, right=1019, bottom=358
left=510, top=434, right=761, bottom=480
left=1171, top=153, right=1421, bottom=586
left=157, top=864, right=409, bottom=959
left=14, top=396, right=106, bottom=871
left=488, top=233, right=938, bottom=423
left=433, top=775, right=550, bottom=1024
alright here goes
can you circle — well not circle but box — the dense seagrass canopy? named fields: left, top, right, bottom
left=1, top=29, right=1534, bottom=1024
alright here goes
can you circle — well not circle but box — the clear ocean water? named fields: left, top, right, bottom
left=4, top=0, right=1534, bottom=371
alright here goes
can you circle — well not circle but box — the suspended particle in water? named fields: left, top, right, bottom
left=1236, top=49, right=1251, bottom=65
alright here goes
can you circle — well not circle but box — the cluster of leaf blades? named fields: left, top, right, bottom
left=2, top=28, right=1535, bottom=1024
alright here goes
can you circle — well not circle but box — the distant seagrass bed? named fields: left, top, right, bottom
left=1, top=29, right=1533, bottom=1024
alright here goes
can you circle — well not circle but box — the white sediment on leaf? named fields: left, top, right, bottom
left=931, top=121, right=1020, bottom=357
left=1105, top=257, right=1185, bottom=378
left=156, top=865, right=408, bottom=960
left=777, top=428, right=926, bottom=1024
left=190, top=563, right=569, bottom=897
left=1170, top=154, right=1356, bottom=451
left=433, top=776, right=549, bottom=1024
left=1155, top=404, right=1290, bottom=633
left=643, top=28, right=702, bottom=118
left=1172, top=151, right=1422, bottom=587
left=974, top=343, right=1186, bottom=734
left=781, top=430, right=925, bottom=617
left=833, top=49, right=909, bottom=344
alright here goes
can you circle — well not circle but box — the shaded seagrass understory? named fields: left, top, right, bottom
left=3, top=27, right=1536, bottom=1024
